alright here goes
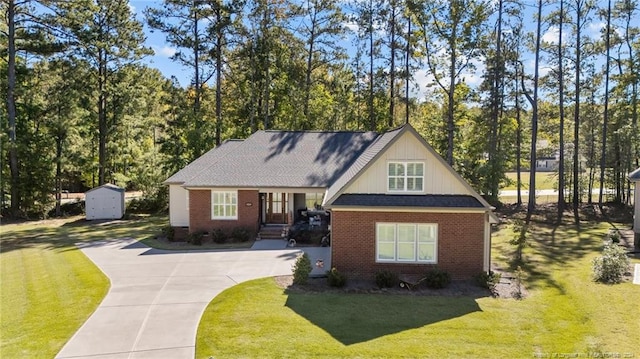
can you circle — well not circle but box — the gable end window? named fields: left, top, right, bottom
left=211, top=191, right=237, bottom=220
left=388, top=162, right=424, bottom=192
left=376, top=223, right=437, bottom=263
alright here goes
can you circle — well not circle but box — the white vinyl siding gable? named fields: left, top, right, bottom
left=343, top=130, right=471, bottom=195
left=211, top=191, right=237, bottom=220
left=376, top=223, right=438, bottom=264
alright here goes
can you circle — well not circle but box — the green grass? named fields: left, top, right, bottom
left=0, top=215, right=166, bottom=358
left=503, top=171, right=557, bottom=191
left=196, top=219, right=640, bottom=358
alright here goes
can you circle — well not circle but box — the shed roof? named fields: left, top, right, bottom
left=629, top=167, right=640, bottom=182
left=85, top=184, right=125, bottom=194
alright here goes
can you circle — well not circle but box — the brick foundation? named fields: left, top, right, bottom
left=188, top=189, right=260, bottom=235
left=331, top=211, right=486, bottom=280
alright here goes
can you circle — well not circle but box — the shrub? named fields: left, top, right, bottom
left=509, top=220, right=529, bottom=263
left=476, top=271, right=502, bottom=292
left=187, top=231, right=205, bottom=246
left=592, top=242, right=630, bottom=284
left=211, top=229, right=227, bottom=244
left=375, top=269, right=398, bottom=288
left=162, top=226, right=175, bottom=242
left=231, top=227, right=252, bottom=242
left=292, top=253, right=312, bottom=285
left=327, top=267, right=347, bottom=288
left=423, top=268, right=451, bottom=289
left=512, top=266, right=525, bottom=299
left=608, top=229, right=621, bottom=244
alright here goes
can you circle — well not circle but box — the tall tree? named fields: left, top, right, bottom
left=599, top=0, right=613, bottom=207
left=145, top=0, right=214, bottom=154
left=58, top=0, right=151, bottom=185
left=296, top=0, right=347, bottom=129
left=521, top=0, right=545, bottom=222
left=568, top=0, right=594, bottom=220
left=410, top=0, right=490, bottom=166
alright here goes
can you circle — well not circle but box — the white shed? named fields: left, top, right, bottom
left=85, top=184, right=125, bottom=220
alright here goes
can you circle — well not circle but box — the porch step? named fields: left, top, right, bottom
left=258, top=226, right=288, bottom=240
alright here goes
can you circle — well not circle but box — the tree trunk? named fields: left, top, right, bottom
left=573, top=2, right=582, bottom=223
left=558, top=0, right=566, bottom=221
left=215, top=6, right=223, bottom=145
left=368, top=0, right=375, bottom=131
left=447, top=28, right=456, bottom=166
left=405, top=14, right=411, bottom=125
left=98, top=49, right=107, bottom=186
left=7, top=0, right=20, bottom=216
left=515, top=66, right=522, bottom=207
left=527, top=0, right=544, bottom=222
left=389, top=1, right=396, bottom=128
left=598, top=0, right=611, bottom=207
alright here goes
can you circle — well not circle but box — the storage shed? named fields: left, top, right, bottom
left=85, top=184, right=125, bottom=220
left=629, top=167, right=640, bottom=249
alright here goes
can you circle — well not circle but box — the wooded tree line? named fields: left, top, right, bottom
left=2, top=0, right=639, bottom=220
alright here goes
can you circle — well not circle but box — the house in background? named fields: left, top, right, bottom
left=165, top=124, right=498, bottom=280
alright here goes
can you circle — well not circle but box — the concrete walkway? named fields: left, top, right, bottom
left=56, top=238, right=328, bottom=359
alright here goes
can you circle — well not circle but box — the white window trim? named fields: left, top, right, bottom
left=211, top=190, right=238, bottom=220
left=375, top=223, right=438, bottom=264
left=387, top=161, right=425, bottom=193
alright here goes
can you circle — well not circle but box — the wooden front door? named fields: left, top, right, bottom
left=266, top=193, right=287, bottom=224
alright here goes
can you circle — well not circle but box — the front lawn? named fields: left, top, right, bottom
left=0, top=215, right=166, bottom=358
left=196, top=216, right=639, bottom=358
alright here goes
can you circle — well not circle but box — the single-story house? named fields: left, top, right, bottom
left=165, top=124, right=498, bottom=280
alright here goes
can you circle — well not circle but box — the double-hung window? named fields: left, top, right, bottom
left=376, top=223, right=438, bottom=263
left=388, top=162, right=424, bottom=192
left=211, top=191, right=237, bottom=219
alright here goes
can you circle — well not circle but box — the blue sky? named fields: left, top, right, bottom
left=129, top=0, right=632, bottom=100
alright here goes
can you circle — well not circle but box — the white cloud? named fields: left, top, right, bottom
left=128, top=3, right=136, bottom=14
left=542, top=26, right=559, bottom=45
left=344, top=22, right=359, bottom=33
left=153, top=45, right=177, bottom=58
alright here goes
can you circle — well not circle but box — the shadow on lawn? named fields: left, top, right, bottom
left=0, top=216, right=164, bottom=254
left=507, top=218, right=607, bottom=294
left=285, top=293, right=482, bottom=345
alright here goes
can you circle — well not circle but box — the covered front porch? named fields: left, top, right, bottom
left=258, top=190, right=330, bottom=228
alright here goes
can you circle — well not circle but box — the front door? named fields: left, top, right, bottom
left=266, top=193, right=287, bottom=224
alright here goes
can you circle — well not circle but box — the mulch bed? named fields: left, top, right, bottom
left=274, top=274, right=524, bottom=299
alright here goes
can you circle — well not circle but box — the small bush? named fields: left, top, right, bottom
left=327, top=267, right=347, bottom=287
left=375, top=269, right=398, bottom=288
left=592, top=242, right=630, bottom=284
left=512, top=266, right=525, bottom=299
left=211, top=229, right=227, bottom=244
left=162, top=226, right=175, bottom=242
left=231, top=227, right=252, bottom=242
left=292, top=253, right=312, bottom=285
left=476, top=271, right=502, bottom=292
left=423, top=268, right=451, bottom=289
left=608, top=230, right=621, bottom=244
left=187, top=231, right=205, bottom=246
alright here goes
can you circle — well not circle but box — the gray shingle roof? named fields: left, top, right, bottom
left=331, top=194, right=484, bottom=208
left=164, top=140, right=244, bottom=184
left=179, top=130, right=378, bottom=188
left=324, top=126, right=404, bottom=204
left=629, top=167, right=640, bottom=181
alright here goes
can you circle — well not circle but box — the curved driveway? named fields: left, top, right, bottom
left=56, top=238, right=315, bottom=359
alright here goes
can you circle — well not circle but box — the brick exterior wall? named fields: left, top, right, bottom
left=331, top=211, right=486, bottom=280
left=188, top=189, right=260, bottom=235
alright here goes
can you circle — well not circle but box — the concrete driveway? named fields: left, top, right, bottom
left=56, top=238, right=325, bottom=359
